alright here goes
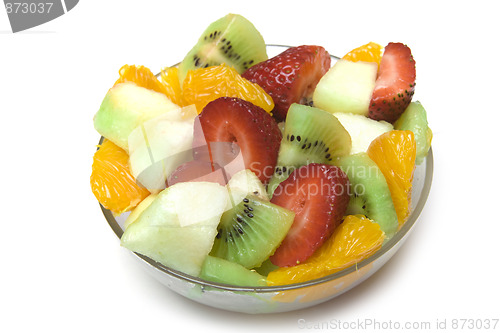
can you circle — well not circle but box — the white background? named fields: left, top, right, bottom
left=1, top=1, right=499, bottom=332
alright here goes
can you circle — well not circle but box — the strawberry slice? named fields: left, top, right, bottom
left=269, top=163, right=350, bottom=267
left=368, top=42, right=416, bottom=123
left=197, top=97, right=282, bottom=184
left=242, top=45, right=331, bottom=121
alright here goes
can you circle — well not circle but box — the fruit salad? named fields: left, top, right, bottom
left=91, top=13, right=432, bottom=287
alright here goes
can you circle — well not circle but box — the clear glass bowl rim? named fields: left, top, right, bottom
left=100, top=44, right=434, bottom=294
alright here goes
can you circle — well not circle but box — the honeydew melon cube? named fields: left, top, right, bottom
left=120, top=182, right=229, bottom=277
left=200, top=256, right=267, bottom=286
left=332, top=112, right=393, bottom=154
left=124, top=193, right=158, bottom=229
left=313, top=59, right=378, bottom=116
left=226, top=169, right=269, bottom=211
left=128, top=105, right=198, bottom=192
left=93, top=82, right=180, bottom=151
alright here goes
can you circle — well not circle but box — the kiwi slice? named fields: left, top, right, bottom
left=267, top=103, right=352, bottom=196
left=199, top=255, right=267, bottom=287
left=394, top=101, right=433, bottom=165
left=210, top=195, right=294, bottom=268
left=177, top=14, right=267, bottom=83
left=336, top=153, right=398, bottom=238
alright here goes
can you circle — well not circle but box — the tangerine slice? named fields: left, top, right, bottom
left=342, top=42, right=383, bottom=66
left=91, top=139, right=150, bottom=215
left=267, top=215, right=385, bottom=285
left=367, top=130, right=416, bottom=226
left=160, top=66, right=184, bottom=106
left=114, top=64, right=172, bottom=99
left=181, top=64, right=274, bottom=114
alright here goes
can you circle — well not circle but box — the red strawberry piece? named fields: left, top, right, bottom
left=242, top=45, right=331, bottom=122
left=197, top=97, right=282, bottom=184
left=269, top=163, right=350, bottom=267
left=369, top=42, right=416, bottom=123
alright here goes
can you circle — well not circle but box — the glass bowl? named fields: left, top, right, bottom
left=100, top=44, right=433, bottom=314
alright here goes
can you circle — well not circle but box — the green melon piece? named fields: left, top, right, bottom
left=226, top=169, right=269, bottom=211
left=124, top=193, right=158, bottom=229
left=127, top=105, right=198, bottom=192
left=93, top=82, right=180, bottom=151
left=313, top=59, right=378, bottom=116
left=200, top=256, right=267, bottom=287
left=120, top=182, right=228, bottom=277
left=394, top=101, right=433, bottom=165
left=332, top=112, right=393, bottom=154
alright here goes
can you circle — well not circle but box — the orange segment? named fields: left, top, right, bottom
left=114, top=65, right=174, bottom=100
left=267, top=215, right=385, bottom=286
left=91, top=139, right=150, bottom=215
left=181, top=64, right=274, bottom=114
left=160, top=67, right=184, bottom=106
left=342, top=42, right=383, bottom=66
left=367, top=130, right=416, bottom=226
left=271, top=263, right=374, bottom=304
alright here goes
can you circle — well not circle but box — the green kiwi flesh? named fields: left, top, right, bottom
left=336, top=153, right=398, bottom=238
left=394, top=101, right=432, bottom=165
left=178, top=13, right=267, bottom=83
left=199, top=255, right=267, bottom=287
left=210, top=196, right=294, bottom=268
left=267, top=103, right=352, bottom=196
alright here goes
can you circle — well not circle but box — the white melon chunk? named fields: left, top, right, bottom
left=313, top=59, right=378, bottom=116
left=332, top=112, right=393, bottom=154
left=120, top=182, right=229, bottom=276
left=124, top=193, right=158, bottom=229
left=226, top=169, right=268, bottom=211
left=93, top=82, right=180, bottom=151
left=128, top=105, right=198, bottom=192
